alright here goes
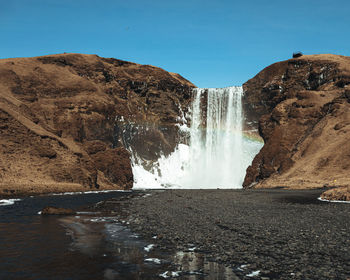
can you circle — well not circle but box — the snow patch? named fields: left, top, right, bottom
left=51, top=190, right=131, bottom=196
left=318, top=197, right=350, bottom=204
left=144, top=258, right=162, bottom=264
left=247, top=270, right=260, bottom=277
left=144, top=244, right=155, bottom=252
left=0, top=199, right=21, bottom=206
left=159, top=271, right=181, bottom=278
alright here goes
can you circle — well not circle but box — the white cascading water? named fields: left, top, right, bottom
left=132, top=86, right=262, bottom=189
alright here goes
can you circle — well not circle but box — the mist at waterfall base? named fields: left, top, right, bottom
left=132, top=86, right=263, bottom=189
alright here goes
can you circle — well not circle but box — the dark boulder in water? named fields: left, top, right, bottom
left=41, top=206, right=76, bottom=215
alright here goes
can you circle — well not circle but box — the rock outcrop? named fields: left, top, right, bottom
left=320, top=186, right=350, bottom=202
left=242, top=54, right=350, bottom=199
left=41, top=206, right=76, bottom=215
left=0, top=53, right=194, bottom=196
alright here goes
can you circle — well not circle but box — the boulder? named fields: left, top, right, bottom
left=41, top=206, right=76, bottom=215
left=320, top=187, right=350, bottom=202
left=292, top=52, right=303, bottom=58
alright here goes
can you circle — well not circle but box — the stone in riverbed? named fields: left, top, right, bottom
left=41, top=206, right=76, bottom=215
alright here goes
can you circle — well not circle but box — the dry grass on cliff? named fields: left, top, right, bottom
left=298, top=54, right=350, bottom=75
left=244, top=54, right=350, bottom=198
left=0, top=53, right=195, bottom=196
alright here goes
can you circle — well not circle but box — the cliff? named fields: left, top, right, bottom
left=242, top=54, right=350, bottom=199
left=0, top=53, right=194, bottom=196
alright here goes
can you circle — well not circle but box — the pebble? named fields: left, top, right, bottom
left=104, top=189, right=350, bottom=279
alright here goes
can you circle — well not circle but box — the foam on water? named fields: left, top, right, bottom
left=132, top=86, right=263, bottom=189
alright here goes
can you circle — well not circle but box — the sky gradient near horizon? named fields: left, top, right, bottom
left=1, top=0, right=350, bottom=88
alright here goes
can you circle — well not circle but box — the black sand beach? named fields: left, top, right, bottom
left=95, top=189, right=350, bottom=280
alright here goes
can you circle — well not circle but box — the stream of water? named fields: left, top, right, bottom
left=0, top=86, right=264, bottom=279
left=132, top=86, right=262, bottom=189
left=0, top=192, right=238, bottom=280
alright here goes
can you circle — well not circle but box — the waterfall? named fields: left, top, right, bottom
left=188, top=87, right=244, bottom=188
left=132, top=86, right=262, bottom=189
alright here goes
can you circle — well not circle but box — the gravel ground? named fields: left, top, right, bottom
left=96, top=189, right=350, bottom=280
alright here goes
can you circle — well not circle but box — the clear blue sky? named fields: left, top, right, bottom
left=1, top=0, right=349, bottom=88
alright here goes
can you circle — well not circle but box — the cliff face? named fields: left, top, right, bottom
left=0, top=53, right=194, bottom=196
left=243, top=54, right=350, bottom=190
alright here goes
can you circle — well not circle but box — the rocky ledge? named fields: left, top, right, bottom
left=0, top=53, right=194, bottom=196
left=320, top=186, right=350, bottom=202
left=243, top=54, right=350, bottom=200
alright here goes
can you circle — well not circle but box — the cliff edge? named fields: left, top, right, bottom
left=0, top=53, right=194, bottom=196
left=242, top=54, right=350, bottom=200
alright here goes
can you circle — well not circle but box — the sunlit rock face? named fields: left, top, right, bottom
left=0, top=53, right=194, bottom=195
left=242, top=54, right=350, bottom=189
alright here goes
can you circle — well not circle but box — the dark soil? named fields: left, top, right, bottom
left=94, top=189, right=350, bottom=280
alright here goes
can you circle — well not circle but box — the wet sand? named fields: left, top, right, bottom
left=95, top=189, right=350, bottom=280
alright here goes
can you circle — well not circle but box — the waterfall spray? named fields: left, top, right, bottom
left=132, top=86, right=262, bottom=189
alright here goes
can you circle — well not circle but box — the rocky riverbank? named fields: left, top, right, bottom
left=94, top=189, right=350, bottom=280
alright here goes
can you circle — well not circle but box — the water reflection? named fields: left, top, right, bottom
left=172, top=251, right=239, bottom=280
left=60, top=214, right=241, bottom=279
left=0, top=193, right=241, bottom=280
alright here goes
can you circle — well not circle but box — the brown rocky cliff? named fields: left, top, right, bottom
left=0, top=53, right=195, bottom=196
left=243, top=54, right=350, bottom=194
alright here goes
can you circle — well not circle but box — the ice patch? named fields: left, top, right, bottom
left=144, top=258, right=162, bottom=264
left=159, top=271, right=181, bottom=278
left=51, top=190, right=131, bottom=196
left=318, top=197, right=350, bottom=204
left=88, top=217, right=118, bottom=223
left=89, top=218, right=107, bottom=223
left=247, top=270, right=260, bottom=277
left=0, top=199, right=21, bottom=206
left=144, top=244, right=155, bottom=252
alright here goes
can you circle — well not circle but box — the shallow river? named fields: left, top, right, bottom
left=0, top=191, right=236, bottom=280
